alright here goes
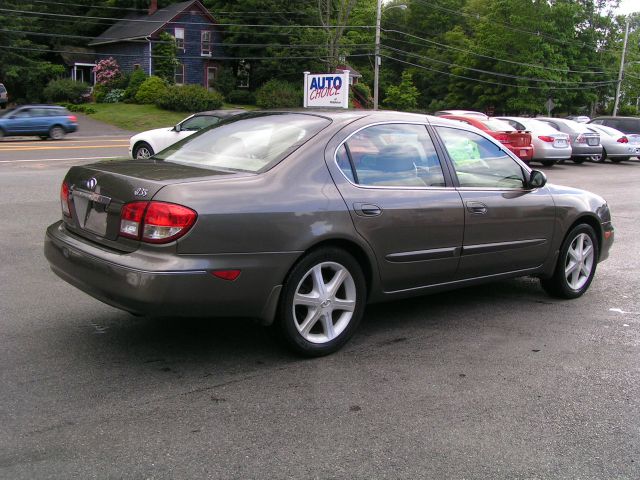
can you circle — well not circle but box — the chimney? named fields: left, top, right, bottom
left=149, top=0, right=158, bottom=15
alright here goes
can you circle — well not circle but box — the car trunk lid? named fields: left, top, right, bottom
left=61, top=159, right=243, bottom=252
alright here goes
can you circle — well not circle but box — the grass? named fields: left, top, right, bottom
left=87, top=102, right=257, bottom=131
left=88, top=103, right=191, bottom=131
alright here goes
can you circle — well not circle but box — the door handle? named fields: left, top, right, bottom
left=466, top=201, right=488, bottom=215
left=353, top=203, right=383, bottom=217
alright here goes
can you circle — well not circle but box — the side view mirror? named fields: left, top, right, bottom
left=173, top=123, right=181, bottom=132
left=528, top=170, right=547, bottom=189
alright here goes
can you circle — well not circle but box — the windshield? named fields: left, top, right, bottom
left=155, top=113, right=331, bottom=172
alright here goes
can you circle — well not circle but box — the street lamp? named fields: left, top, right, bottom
left=374, top=1, right=407, bottom=110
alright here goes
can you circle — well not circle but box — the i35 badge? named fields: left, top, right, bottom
left=134, top=187, right=148, bottom=197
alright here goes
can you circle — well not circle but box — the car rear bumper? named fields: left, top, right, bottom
left=571, top=145, right=602, bottom=157
left=44, top=221, right=299, bottom=322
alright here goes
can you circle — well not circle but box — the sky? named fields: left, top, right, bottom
left=616, top=0, right=639, bottom=15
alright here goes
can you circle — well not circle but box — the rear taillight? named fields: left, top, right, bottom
left=538, top=135, right=554, bottom=143
left=617, top=136, right=628, bottom=143
left=575, top=134, right=587, bottom=144
left=119, top=201, right=196, bottom=243
left=494, top=133, right=510, bottom=143
left=60, top=182, right=71, bottom=217
left=68, top=115, right=77, bottom=123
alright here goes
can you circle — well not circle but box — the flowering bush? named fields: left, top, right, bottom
left=93, top=57, right=122, bottom=86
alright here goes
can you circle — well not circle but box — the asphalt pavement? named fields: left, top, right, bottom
left=0, top=124, right=638, bottom=479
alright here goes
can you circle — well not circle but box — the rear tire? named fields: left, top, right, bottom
left=541, top=160, right=555, bottom=167
left=49, top=125, right=65, bottom=140
left=572, top=158, right=585, bottom=164
left=133, top=142, right=154, bottom=159
left=541, top=224, right=598, bottom=299
left=276, top=248, right=366, bottom=357
left=0, top=129, right=4, bottom=140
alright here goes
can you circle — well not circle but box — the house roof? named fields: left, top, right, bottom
left=89, top=1, right=214, bottom=46
left=337, top=65, right=362, bottom=78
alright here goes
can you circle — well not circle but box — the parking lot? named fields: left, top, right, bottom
left=0, top=136, right=638, bottom=478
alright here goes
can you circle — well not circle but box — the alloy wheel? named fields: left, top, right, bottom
left=292, top=261, right=356, bottom=344
left=564, top=232, right=594, bottom=291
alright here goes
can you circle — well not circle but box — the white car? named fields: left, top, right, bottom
left=129, top=110, right=244, bottom=159
left=586, top=123, right=636, bottom=162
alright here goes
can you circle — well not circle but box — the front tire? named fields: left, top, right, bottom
left=133, top=142, right=154, bottom=159
left=276, top=248, right=366, bottom=357
left=541, top=224, right=598, bottom=299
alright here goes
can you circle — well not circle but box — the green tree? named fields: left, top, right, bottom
left=383, top=70, right=419, bottom=110
left=153, top=32, right=179, bottom=83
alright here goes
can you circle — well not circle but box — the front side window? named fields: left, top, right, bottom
left=339, top=124, right=445, bottom=187
left=201, top=31, right=212, bottom=56
left=436, top=126, right=525, bottom=189
left=174, top=28, right=184, bottom=50
left=155, top=113, right=331, bottom=173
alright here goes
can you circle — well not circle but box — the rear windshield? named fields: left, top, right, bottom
left=525, top=119, right=563, bottom=134
left=564, top=120, right=593, bottom=133
left=482, top=119, right=515, bottom=132
left=155, top=113, right=331, bottom=173
left=0, top=84, right=6, bottom=93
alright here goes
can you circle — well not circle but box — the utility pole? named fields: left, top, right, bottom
left=373, top=0, right=382, bottom=110
left=613, top=17, right=630, bottom=117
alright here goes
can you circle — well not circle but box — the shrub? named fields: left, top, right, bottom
left=255, top=80, right=301, bottom=109
left=58, top=103, right=97, bottom=114
left=43, top=79, right=89, bottom=103
left=104, top=88, right=125, bottom=103
left=135, top=76, right=168, bottom=104
left=124, top=69, right=148, bottom=101
left=156, top=84, right=224, bottom=112
left=226, top=89, right=256, bottom=105
left=215, top=68, right=236, bottom=97
left=93, top=83, right=108, bottom=103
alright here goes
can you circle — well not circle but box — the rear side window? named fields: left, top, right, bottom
left=338, top=123, right=446, bottom=187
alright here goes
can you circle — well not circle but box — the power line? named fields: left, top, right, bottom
left=0, top=44, right=372, bottom=61
left=0, top=27, right=373, bottom=50
left=0, top=8, right=373, bottom=29
left=383, top=26, right=615, bottom=76
left=382, top=44, right=618, bottom=85
left=380, top=54, right=614, bottom=91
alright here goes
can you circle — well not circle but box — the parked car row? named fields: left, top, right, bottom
left=434, top=111, right=640, bottom=166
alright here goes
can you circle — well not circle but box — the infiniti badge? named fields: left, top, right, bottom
left=134, top=187, right=148, bottom=197
left=86, top=177, right=97, bottom=190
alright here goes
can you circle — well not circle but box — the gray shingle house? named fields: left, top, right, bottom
left=86, top=0, right=225, bottom=88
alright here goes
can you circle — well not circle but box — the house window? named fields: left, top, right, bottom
left=175, top=63, right=185, bottom=85
left=201, top=31, right=212, bottom=56
left=175, top=28, right=184, bottom=51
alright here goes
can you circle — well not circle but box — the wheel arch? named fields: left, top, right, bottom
left=567, top=214, right=603, bottom=261
left=132, top=140, right=153, bottom=156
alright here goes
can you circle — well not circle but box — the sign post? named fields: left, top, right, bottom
left=303, top=70, right=349, bottom=109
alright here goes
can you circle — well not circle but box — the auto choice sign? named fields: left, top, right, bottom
left=303, top=71, right=349, bottom=109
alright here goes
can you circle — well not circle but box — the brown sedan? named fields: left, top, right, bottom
left=44, top=110, right=614, bottom=356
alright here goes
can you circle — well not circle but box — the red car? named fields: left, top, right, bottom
left=441, top=115, right=533, bottom=163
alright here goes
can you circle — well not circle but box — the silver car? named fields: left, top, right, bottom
left=44, top=111, right=614, bottom=356
left=537, top=117, right=602, bottom=163
left=496, top=117, right=571, bottom=167
left=586, top=123, right=635, bottom=163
